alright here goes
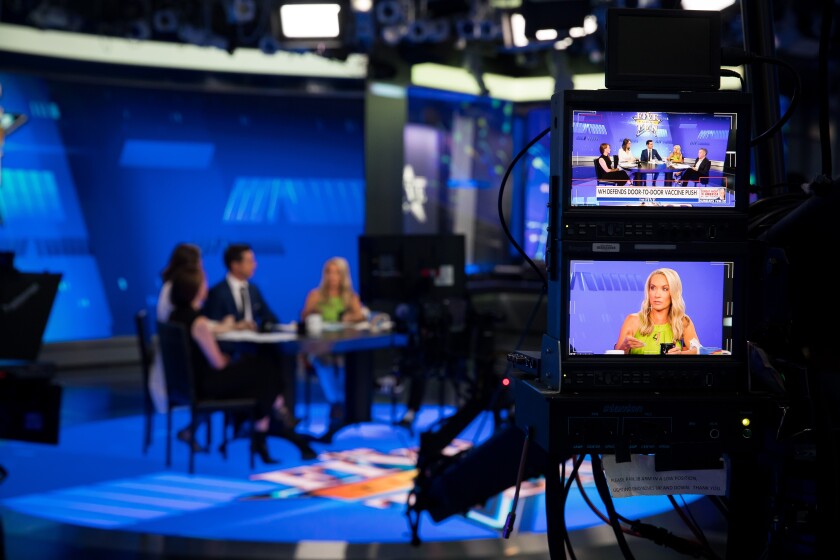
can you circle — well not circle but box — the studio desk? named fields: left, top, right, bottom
left=217, top=325, right=408, bottom=431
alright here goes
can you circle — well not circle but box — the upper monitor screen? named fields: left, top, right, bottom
left=568, top=107, right=740, bottom=209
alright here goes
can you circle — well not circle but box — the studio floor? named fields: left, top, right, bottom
left=0, top=364, right=729, bottom=559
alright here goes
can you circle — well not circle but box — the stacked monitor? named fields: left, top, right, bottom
left=542, top=88, right=751, bottom=392
left=556, top=89, right=751, bottom=239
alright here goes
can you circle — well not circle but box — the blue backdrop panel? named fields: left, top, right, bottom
left=1, top=72, right=111, bottom=340
left=1, top=70, right=366, bottom=340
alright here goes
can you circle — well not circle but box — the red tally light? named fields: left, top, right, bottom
left=502, top=377, right=510, bottom=387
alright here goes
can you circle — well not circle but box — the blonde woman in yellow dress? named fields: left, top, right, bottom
left=665, top=144, right=684, bottom=186
left=302, top=257, right=366, bottom=324
left=301, top=257, right=367, bottom=441
left=614, top=267, right=701, bottom=355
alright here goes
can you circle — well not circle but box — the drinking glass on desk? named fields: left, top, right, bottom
left=305, top=314, right=323, bottom=335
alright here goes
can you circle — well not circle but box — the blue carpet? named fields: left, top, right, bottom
left=0, top=404, right=691, bottom=545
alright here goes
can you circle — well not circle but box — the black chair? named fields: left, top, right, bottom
left=594, top=157, right=625, bottom=186
left=156, top=320, right=258, bottom=474
left=678, top=159, right=711, bottom=186
left=594, top=157, right=610, bottom=185
left=134, top=309, right=155, bottom=454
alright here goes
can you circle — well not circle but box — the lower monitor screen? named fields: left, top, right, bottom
left=566, top=259, right=734, bottom=356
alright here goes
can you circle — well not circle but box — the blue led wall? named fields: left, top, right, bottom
left=404, top=87, right=529, bottom=273
left=1, top=71, right=365, bottom=341
left=520, top=106, right=551, bottom=262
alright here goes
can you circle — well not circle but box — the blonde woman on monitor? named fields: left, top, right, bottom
left=614, top=267, right=701, bottom=355
left=667, top=144, right=684, bottom=163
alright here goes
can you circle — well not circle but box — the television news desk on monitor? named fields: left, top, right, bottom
left=554, top=89, right=750, bottom=242
left=217, top=327, right=408, bottom=429
left=512, top=375, right=786, bottom=559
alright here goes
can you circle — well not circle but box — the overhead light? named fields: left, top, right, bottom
left=554, top=37, right=573, bottom=50
left=152, top=9, right=179, bottom=33
left=126, top=19, right=151, bottom=41
left=177, top=23, right=229, bottom=52
left=427, top=20, right=450, bottom=42
left=406, top=20, right=431, bottom=42
left=510, top=13, right=528, bottom=47
left=353, top=6, right=376, bottom=48
left=28, top=4, right=81, bottom=31
left=258, top=34, right=281, bottom=54
left=582, top=15, right=598, bottom=35
left=479, top=20, right=499, bottom=40
left=456, top=18, right=498, bottom=42
left=270, top=1, right=350, bottom=52
left=177, top=24, right=208, bottom=45
left=405, top=19, right=449, bottom=43
left=521, top=0, right=590, bottom=41
left=375, top=0, right=404, bottom=26
left=534, top=28, right=558, bottom=41
left=456, top=19, right=479, bottom=41
left=351, top=0, right=373, bottom=11
left=380, top=25, right=403, bottom=46
left=226, top=0, right=257, bottom=24
left=280, top=3, right=342, bottom=38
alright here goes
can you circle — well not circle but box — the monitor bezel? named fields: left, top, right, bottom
left=549, top=242, right=749, bottom=366
left=546, top=241, right=749, bottom=392
left=605, top=8, right=722, bottom=92
left=550, top=89, right=752, bottom=219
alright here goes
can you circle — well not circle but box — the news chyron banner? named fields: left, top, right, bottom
left=595, top=185, right=729, bottom=206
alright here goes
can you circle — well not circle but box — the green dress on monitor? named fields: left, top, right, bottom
left=628, top=324, right=684, bottom=355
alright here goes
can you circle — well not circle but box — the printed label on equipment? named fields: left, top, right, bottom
left=602, top=454, right=727, bottom=497
left=592, top=243, right=620, bottom=252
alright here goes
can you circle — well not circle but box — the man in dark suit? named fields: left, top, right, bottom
left=675, top=148, right=712, bottom=186
left=203, top=243, right=303, bottom=432
left=203, top=243, right=278, bottom=332
left=639, top=139, right=663, bottom=185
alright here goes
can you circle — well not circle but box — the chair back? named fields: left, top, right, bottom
left=156, top=320, right=196, bottom=409
left=135, top=309, right=153, bottom=385
left=594, top=157, right=605, bottom=180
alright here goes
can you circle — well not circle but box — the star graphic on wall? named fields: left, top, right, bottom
left=402, top=164, right=428, bottom=223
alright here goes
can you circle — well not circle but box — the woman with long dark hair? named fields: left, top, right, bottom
left=169, top=265, right=316, bottom=463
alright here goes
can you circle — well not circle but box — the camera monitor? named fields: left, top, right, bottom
left=546, top=243, right=748, bottom=393
left=566, top=259, right=733, bottom=357
left=549, top=89, right=751, bottom=242
left=605, top=8, right=721, bottom=92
